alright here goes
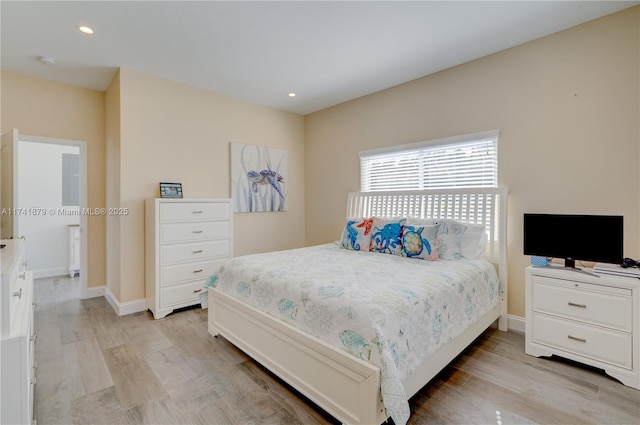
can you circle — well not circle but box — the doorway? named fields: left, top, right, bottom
left=14, top=133, right=88, bottom=298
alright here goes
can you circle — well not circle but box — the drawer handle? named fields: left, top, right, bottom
left=193, top=269, right=203, bottom=273
left=19, top=272, right=26, bottom=280
left=568, top=302, right=587, bottom=309
left=30, top=331, right=38, bottom=342
left=192, top=249, right=203, bottom=254
left=13, top=288, right=22, bottom=299
left=568, top=335, right=586, bottom=343
left=192, top=230, right=204, bottom=234
left=31, top=376, right=37, bottom=386
left=193, top=289, right=202, bottom=293
left=192, top=210, right=204, bottom=214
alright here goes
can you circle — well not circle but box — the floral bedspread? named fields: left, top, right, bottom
left=201, top=243, right=499, bottom=425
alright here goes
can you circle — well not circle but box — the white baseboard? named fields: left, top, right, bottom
left=33, top=267, right=70, bottom=279
left=82, top=285, right=105, bottom=299
left=104, top=287, right=146, bottom=316
left=508, top=314, right=525, bottom=334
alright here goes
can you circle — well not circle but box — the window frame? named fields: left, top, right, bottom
left=359, top=130, right=498, bottom=192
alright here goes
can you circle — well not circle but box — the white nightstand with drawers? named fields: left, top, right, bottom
left=145, top=198, right=232, bottom=319
left=525, top=265, right=639, bottom=390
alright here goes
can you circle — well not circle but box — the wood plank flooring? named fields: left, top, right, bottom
left=33, top=276, right=639, bottom=424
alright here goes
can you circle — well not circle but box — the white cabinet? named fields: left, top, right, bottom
left=68, top=224, right=80, bottom=278
left=525, top=266, right=639, bottom=389
left=145, top=198, right=232, bottom=319
left=1, top=238, right=36, bottom=425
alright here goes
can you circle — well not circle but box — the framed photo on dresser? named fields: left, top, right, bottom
left=159, top=182, right=183, bottom=198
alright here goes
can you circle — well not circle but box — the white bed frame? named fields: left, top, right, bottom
left=208, top=188, right=508, bottom=424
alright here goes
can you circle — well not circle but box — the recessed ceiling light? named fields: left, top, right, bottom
left=39, top=56, right=56, bottom=65
left=288, top=92, right=296, bottom=98
left=77, top=25, right=94, bottom=35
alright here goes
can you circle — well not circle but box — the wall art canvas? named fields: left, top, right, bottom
left=231, top=143, right=287, bottom=212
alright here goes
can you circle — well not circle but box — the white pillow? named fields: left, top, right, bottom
left=406, top=218, right=487, bottom=259
left=437, top=233, right=462, bottom=260
left=460, top=223, right=487, bottom=259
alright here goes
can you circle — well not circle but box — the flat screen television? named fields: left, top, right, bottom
left=523, top=213, right=623, bottom=268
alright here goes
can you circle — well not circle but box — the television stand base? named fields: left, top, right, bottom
left=532, top=263, right=599, bottom=277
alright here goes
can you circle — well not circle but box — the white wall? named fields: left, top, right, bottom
left=17, top=141, right=80, bottom=277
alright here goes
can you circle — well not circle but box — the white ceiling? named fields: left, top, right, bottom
left=1, top=1, right=637, bottom=115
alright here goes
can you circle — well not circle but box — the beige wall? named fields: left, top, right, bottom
left=112, top=69, right=305, bottom=302
left=304, top=7, right=640, bottom=319
left=1, top=72, right=107, bottom=288
left=105, top=71, right=122, bottom=300
left=0, top=129, right=16, bottom=239
left=1, top=69, right=305, bottom=306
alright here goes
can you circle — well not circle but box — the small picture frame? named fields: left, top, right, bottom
left=159, top=182, right=183, bottom=199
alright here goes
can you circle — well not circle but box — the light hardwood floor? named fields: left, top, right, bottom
left=33, top=276, right=639, bottom=425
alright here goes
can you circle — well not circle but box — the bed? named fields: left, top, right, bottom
left=206, top=188, right=508, bottom=425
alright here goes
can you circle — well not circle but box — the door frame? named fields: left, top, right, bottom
left=16, top=134, right=89, bottom=298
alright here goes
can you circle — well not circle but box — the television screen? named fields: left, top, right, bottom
left=523, top=214, right=623, bottom=267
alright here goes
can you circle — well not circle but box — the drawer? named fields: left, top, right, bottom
left=160, top=280, right=205, bottom=307
left=29, top=300, right=36, bottom=369
left=161, top=222, right=229, bottom=244
left=160, top=202, right=229, bottom=223
left=531, top=275, right=631, bottom=296
left=161, top=240, right=229, bottom=264
left=29, top=380, right=35, bottom=424
left=161, top=259, right=225, bottom=286
left=9, top=272, right=27, bottom=333
left=10, top=270, right=25, bottom=298
left=531, top=313, right=632, bottom=370
left=532, top=280, right=632, bottom=331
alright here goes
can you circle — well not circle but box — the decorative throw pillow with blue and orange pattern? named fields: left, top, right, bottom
left=401, top=223, right=440, bottom=260
left=340, top=217, right=374, bottom=251
left=369, top=217, right=406, bottom=255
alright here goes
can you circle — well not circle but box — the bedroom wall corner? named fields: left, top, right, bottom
left=113, top=68, right=305, bottom=304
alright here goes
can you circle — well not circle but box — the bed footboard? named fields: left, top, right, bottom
left=208, top=290, right=386, bottom=425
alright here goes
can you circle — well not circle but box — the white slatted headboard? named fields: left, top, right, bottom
left=346, top=188, right=509, bottom=330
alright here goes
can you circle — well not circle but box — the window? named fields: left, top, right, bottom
left=62, top=153, right=80, bottom=206
left=360, top=130, right=498, bottom=192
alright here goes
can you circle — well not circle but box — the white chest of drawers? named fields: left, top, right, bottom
left=145, top=198, right=232, bottom=319
left=1, top=238, right=36, bottom=425
left=525, top=266, right=639, bottom=390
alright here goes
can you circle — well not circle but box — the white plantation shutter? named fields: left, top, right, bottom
left=360, top=130, right=498, bottom=191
